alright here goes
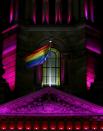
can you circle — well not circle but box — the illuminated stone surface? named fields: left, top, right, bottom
left=0, top=87, right=103, bottom=116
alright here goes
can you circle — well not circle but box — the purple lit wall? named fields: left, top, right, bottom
left=2, top=34, right=17, bottom=92
left=90, top=0, right=94, bottom=22
left=45, top=0, right=49, bottom=24
left=33, top=0, right=36, bottom=24
left=55, top=0, right=62, bottom=23
left=86, top=56, right=95, bottom=90
left=67, top=0, right=72, bottom=23
left=10, top=0, right=14, bottom=23
left=1, top=87, right=103, bottom=116
left=2, top=24, right=18, bottom=34
left=84, top=0, right=94, bottom=22
left=86, top=40, right=101, bottom=55
left=85, top=40, right=101, bottom=90
left=42, top=0, right=49, bottom=24
left=15, top=0, right=19, bottom=21
left=84, top=0, right=88, bottom=20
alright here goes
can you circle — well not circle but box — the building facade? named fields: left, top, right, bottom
left=0, top=0, right=103, bottom=130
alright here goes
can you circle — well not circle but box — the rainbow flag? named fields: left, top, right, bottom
left=25, top=44, right=50, bottom=68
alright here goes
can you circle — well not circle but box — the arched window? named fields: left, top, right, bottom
left=42, top=48, right=60, bottom=87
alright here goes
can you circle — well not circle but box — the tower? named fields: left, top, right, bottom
left=0, top=0, right=102, bottom=99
